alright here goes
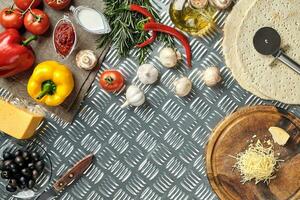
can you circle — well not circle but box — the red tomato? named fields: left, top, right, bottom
left=45, top=0, right=71, bottom=10
left=0, top=8, right=23, bottom=29
left=99, top=70, right=125, bottom=92
left=24, top=9, right=50, bottom=35
left=14, top=0, right=41, bottom=10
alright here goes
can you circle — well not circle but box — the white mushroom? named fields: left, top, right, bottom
left=202, top=66, right=222, bottom=86
left=137, top=64, right=159, bottom=85
left=159, top=47, right=181, bottom=68
left=76, top=50, right=98, bottom=70
left=174, top=77, right=192, bottom=97
left=121, top=85, right=145, bottom=108
left=209, top=0, right=232, bottom=9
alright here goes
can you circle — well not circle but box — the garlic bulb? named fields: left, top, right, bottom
left=137, top=64, right=159, bottom=85
left=174, top=77, right=192, bottom=97
left=202, top=66, right=222, bottom=87
left=209, top=0, right=232, bottom=9
left=159, top=47, right=181, bottom=68
left=121, top=85, right=145, bottom=108
left=76, top=50, right=98, bottom=70
left=190, top=0, right=208, bottom=9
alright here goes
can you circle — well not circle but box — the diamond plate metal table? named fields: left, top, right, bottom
left=1, top=0, right=300, bottom=199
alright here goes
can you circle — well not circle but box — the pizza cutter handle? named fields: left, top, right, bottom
left=276, top=50, right=300, bottom=75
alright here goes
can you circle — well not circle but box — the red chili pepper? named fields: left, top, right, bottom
left=127, top=4, right=157, bottom=48
left=0, top=29, right=37, bottom=78
left=142, top=22, right=192, bottom=68
left=129, top=4, right=155, bottom=21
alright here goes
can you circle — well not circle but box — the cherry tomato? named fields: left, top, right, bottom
left=0, top=8, right=23, bottom=29
left=14, top=0, right=41, bottom=10
left=99, top=70, right=125, bottom=92
left=45, top=0, right=71, bottom=10
left=24, top=9, right=50, bottom=35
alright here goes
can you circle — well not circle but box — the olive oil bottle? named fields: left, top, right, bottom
left=169, top=0, right=216, bottom=36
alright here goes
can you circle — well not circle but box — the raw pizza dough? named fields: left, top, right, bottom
left=223, top=0, right=271, bottom=99
left=235, top=0, right=300, bottom=104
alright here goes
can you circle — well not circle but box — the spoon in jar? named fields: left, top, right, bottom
left=253, top=27, right=300, bottom=75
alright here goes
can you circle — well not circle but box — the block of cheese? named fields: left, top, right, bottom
left=0, top=99, right=44, bottom=139
left=268, top=126, right=290, bottom=146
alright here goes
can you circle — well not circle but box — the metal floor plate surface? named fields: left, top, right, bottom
left=1, top=0, right=300, bottom=199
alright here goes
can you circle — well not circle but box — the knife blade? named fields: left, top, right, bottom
left=36, top=154, right=94, bottom=200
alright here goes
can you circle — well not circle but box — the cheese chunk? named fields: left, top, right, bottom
left=0, top=99, right=44, bottom=139
left=268, top=127, right=290, bottom=146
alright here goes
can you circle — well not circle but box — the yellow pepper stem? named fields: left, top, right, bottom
left=36, top=80, right=57, bottom=100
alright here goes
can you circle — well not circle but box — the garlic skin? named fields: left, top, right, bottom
left=209, top=0, right=232, bottom=9
left=174, top=77, right=192, bottom=97
left=202, top=66, right=222, bottom=87
left=121, top=85, right=145, bottom=108
left=137, top=64, right=159, bottom=85
left=76, top=50, right=98, bottom=70
left=159, top=48, right=181, bottom=68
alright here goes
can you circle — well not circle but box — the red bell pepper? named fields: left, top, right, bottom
left=0, top=29, right=37, bottom=78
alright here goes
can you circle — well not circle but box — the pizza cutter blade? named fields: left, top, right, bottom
left=253, top=27, right=300, bottom=75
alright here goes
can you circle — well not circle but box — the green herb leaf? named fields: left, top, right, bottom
left=97, top=0, right=175, bottom=64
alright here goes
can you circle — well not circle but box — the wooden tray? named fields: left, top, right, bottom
left=206, top=106, right=300, bottom=200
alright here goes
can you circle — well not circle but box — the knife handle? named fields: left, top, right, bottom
left=53, top=154, right=93, bottom=191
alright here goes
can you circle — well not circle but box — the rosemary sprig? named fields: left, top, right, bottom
left=97, top=0, right=174, bottom=64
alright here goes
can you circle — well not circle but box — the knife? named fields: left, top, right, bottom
left=36, top=154, right=94, bottom=200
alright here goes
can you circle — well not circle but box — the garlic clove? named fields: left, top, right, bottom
left=159, top=47, right=179, bottom=68
left=174, top=77, right=192, bottom=97
left=121, top=85, right=145, bottom=108
left=137, top=64, right=159, bottom=85
left=76, top=50, right=98, bottom=70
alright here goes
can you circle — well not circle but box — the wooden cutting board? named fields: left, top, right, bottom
left=0, top=0, right=109, bottom=122
left=206, top=106, right=300, bottom=200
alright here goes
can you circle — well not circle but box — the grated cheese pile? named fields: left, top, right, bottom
left=232, top=140, right=281, bottom=184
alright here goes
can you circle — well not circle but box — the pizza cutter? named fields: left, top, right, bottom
left=253, top=27, right=300, bottom=75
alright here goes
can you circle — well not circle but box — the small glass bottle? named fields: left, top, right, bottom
left=169, top=0, right=216, bottom=37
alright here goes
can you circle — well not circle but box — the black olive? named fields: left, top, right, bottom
left=0, top=160, right=4, bottom=170
left=14, top=150, right=22, bottom=157
left=32, top=169, right=39, bottom=180
left=22, top=151, right=30, bottom=162
left=18, top=176, right=27, bottom=188
left=6, top=184, right=17, bottom=193
left=28, top=162, right=35, bottom=170
left=9, top=163, right=19, bottom=174
left=3, top=160, right=13, bottom=170
left=9, top=162, right=18, bottom=170
left=27, top=179, right=35, bottom=189
left=10, top=167, right=19, bottom=174
left=35, top=161, right=44, bottom=172
left=30, top=152, right=40, bottom=162
left=15, top=156, right=25, bottom=167
left=13, top=173, right=22, bottom=179
left=1, top=171, right=11, bottom=179
left=18, top=183, right=26, bottom=190
left=3, top=151, right=13, bottom=160
left=21, top=168, right=32, bottom=177
left=8, top=179, right=18, bottom=188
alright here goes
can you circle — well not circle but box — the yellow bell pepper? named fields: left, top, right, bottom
left=27, top=61, right=74, bottom=107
